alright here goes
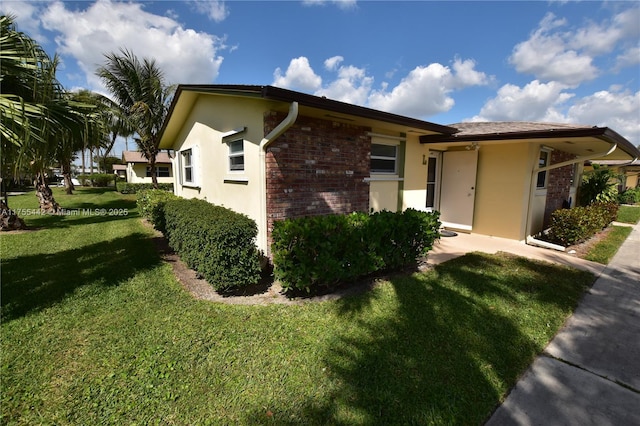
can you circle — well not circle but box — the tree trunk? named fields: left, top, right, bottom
left=34, top=174, right=61, bottom=213
left=0, top=199, right=26, bottom=231
left=150, top=154, right=158, bottom=189
left=62, top=161, right=74, bottom=195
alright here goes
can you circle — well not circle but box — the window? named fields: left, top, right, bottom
left=146, top=166, right=170, bottom=178
left=371, top=143, right=397, bottom=174
left=426, top=156, right=438, bottom=209
left=228, top=139, right=244, bottom=172
left=536, top=149, right=550, bottom=188
left=182, top=149, right=193, bottom=183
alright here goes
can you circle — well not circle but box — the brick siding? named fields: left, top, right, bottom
left=543, top=150, right=577, bottom=227
left=264, top=111, right=371, bottom=253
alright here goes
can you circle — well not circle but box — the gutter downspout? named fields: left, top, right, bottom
left=259, top=101, right=299, bottom=255
left=524, top=141, right=617, bottom=249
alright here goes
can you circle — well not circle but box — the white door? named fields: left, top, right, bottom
left=439, top=150, right=478, bottom=231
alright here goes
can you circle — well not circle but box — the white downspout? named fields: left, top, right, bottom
left=259, top=102, right=299, bottom=255
left=524, top=142, right=617, bottom=246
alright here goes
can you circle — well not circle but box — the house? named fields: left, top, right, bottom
left=584, top=159, right=640, bottom=192
left=112, top=164, right=127, bottom=179
left=122, top=151, right=173, bottom=184
left=158, top=85, right=640, bottom=257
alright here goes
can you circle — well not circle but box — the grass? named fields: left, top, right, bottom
left=1, top=188, right=595, bottom=425
left=584, top=225, right=633, bottom=264
left=617, top=204, right=640, bottom=224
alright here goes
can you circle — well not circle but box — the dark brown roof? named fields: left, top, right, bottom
left=420, top=121, right=640, bottom=160
left=122, top=151, right=172, bottom=164
left=159, top=84, right=458, bottom=139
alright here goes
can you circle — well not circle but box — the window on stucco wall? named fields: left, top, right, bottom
left=228, top=139, right=244, bottom=172
left=181, top=149, right=193, bottom=183
left=536, top=149, right=551, bottom=188
left=371, top=143, right=397, bottom=174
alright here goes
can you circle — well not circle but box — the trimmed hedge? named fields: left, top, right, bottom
left=163, top=198, right=261, bottom=291
left=547, top=202, right=619, bottom=246
left=136, top=189, right=178, bottom=233
left=619, top=188, right=640, bottom=205
left=77, top=173, right=116, bottom=187
left=117, top=182, right=174, bottom=194
left=271, top=209, right=441, bottom=292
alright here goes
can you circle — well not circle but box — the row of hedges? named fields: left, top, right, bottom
left=77, top=174, right=117, bottom=187
left=271, top=209, right=441, bottom=292
left=619, top=188, right=640, bottom=205
left=118, top=182, right=173, bottom=194
left=546, top=202, right=619, bottom=246
left=136, top=189, right=179, bottom=233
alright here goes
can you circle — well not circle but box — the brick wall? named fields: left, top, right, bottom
left=264, top=111, right=371, bottom=252
left=543, top=149, right=577, bottom=227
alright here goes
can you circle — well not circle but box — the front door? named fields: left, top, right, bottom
left=439, top=150, right=478, bottom=231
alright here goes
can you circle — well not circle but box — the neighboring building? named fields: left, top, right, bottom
left=158, top=85, right=640, bottom=257
left=112, top=164, right=127, bottom=179
left=585, top=159, right=640, bottom=192
left=122, top=151, right=173, bottom=184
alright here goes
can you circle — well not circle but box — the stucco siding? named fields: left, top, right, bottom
left=402, top=136, right=430, bottom=211
left=473, top=143, right=532, bottom=240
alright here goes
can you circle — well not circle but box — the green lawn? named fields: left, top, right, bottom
left=617, top=205, right=640, bottom=224
left=1, top=188, right=594, bottom=425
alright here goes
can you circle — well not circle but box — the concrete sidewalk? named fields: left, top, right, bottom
left=482, top=222, right=640, bottom=425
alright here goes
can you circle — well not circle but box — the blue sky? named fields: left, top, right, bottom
left=3, top=0, right=639, bottom=160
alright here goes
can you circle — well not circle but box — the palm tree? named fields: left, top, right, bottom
left=96, top=49, right=174, bottom=188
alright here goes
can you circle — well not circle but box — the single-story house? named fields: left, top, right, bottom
left=122, top=151, right=173, bottom=184
left=112, top=164, right=127, bottom=178
left=584, top=159, right=640, bottom=191
left=158, top=85, right=640, bottom=257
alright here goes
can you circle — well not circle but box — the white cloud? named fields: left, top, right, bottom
left=302, top=0, right=357, bottom=10
left=510, top=13, right=598, bottom=86
left=368, top=58, right=490, bottom=118
left=0, top=1, right=45, bottom=41
left=273, top=56, right=322, bottom=92
left=315, top=64, right=373, bottom=105
left=472, top=80, right=573, bottom=122
left=324, top=56, right=344, bottom=71
left=566, top=89, right=640, bottom=146
left=191, top=0, right=229, bottom=22
left=615, top=45, right=640, bottom=70
left=41, top=0, right=224, bottom=90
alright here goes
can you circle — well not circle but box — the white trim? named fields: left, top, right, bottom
left=224, top=176, right=249, bottom=183
left=221, top=127, right=247, bottom=138
left=364, top=176, right=404, bottom=182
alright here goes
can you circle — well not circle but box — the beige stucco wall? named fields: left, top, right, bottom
left=168, top=95, right=268, bottom=250
left=368, top=134, right=404, bottom=212
left=127, top=163, right=173, bottom=184
left=472, top=143, right=534, bottom=240
left=402, top=135, right=430, bottom=211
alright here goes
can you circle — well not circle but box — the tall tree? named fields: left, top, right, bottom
left=1, top=15, right=85, bottom=219
left=96, top=49, right=174, bottom=188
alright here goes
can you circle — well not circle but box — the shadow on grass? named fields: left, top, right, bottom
left=246, top=253, right=592, bottom=425
left=1, top=232, right=160, bottom=322
left=19, top=199, right=139, bottom=230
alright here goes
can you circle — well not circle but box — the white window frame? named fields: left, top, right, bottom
left=146, top=166, right=170, bottom=178
left=371, top=143, right=398, bottom=174
left=228, top=139, right=245, bottom=173
left=181, top=149, right=194, bottom=185
left=536, top=148, right=552, bottom=189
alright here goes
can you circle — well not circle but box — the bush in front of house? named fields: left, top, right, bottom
left=117, top=182, right=174, bottom=194
left=546, top=202, right=619, bottom=246
left=163, top=198, right=262, bottom=291
left=619, top=188, right=640, bottom=205
left=271, top=209, right=441, bottom=293
left=77, top=173, right=116, bottom=187
left=136, top=189, right=179, bottom=233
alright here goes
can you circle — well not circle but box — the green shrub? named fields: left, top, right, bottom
left=117, top=182, right=174, bottom=194
left=547, top=202, right=619, bottom=246
left=271, top=209, right=441, bottom=293
left=579, top=166, right=619, bottom=206
left=77, top=173, right=116, bottom=187
left=619, top=188, right=640, bottom=205
left=163, top=198, right=261, bottom=291
left=136, top=189, right=178, bottom=233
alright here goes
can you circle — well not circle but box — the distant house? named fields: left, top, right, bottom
left=112, top=164, right=126, bottom=179
left=158, top=85, right=640, bottom=257
left=122, top=151, right=173, bottom=184
left=585, top=159, right=640, bottom=192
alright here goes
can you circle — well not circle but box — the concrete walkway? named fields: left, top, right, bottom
left=447, top=223, right=640, bottom=426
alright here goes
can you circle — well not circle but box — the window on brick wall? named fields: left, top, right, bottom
left=536, top=148, right=551, bottom=188
left=371, top=143, right=397, bottom=174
